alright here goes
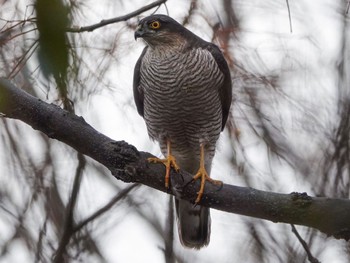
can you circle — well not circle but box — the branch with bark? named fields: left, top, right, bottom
left=1, top=78, right=350, bottom=241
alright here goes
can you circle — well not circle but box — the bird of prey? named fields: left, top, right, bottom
left=133, top=14, right=232, bottom=249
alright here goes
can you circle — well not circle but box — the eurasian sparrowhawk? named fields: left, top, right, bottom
left=133, top=14, right=232, bottom=249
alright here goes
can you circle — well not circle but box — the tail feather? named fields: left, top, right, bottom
left=175, top=198, right=211, bottom=249
left=172, top=154, right=212, bottom=249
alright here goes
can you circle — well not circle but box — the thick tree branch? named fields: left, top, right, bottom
left=1, top=78, right=350, bottom=241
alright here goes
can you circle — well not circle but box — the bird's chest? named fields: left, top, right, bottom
left=139, top=48, right=223, bottom=144
left=140, top=49, right=221, bottom=106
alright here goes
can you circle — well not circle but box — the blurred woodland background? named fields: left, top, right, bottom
left=0, top=0, right=350, bottom=262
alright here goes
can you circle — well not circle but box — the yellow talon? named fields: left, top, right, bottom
left=148, top=140, right=180, bottom=188
left=148, top=141, right=222, bottom=202
left=193, top=144, right=222, bottom=204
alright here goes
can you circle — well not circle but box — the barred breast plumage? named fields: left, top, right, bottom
left=140, top=47, right=224, bottom=168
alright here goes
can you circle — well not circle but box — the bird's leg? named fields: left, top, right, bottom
left=148, top=140, right=180, bottom=188
left=192, top=143, right=222, bottom=203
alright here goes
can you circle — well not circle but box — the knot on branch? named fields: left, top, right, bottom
left=111, top=140, right=139, bottom=163
left=109, top=140, right=140, bottom=181
left=333, top=228, right=350, bottom=241
left=290, top=192, right=312, bottom=208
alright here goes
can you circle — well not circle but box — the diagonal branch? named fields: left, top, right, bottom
left=67, top=0, right=168, bottom=33
left=291, top=224, right=320, bottom=263
left=73, top=184, right=139, bottom=233
left=53, top=152, right=85, bottom=263
left=1, top=78, right=350, bottom=241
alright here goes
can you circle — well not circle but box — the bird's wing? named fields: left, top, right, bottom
left=206, top=44, right=232, bottom=131
left=133, top=46, right=148, bottom=117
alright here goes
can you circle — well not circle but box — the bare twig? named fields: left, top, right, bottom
left=286, top=0, right=293, bottom=33
left=182, top=0, right=197, bottom=26
left=291, top=224, right=321, bottom=263
left=53, top=153, right=86, bottom=263
left=35, top=215, right=49, bottom=262
left=8, top=40, right=38, bottom=79
left=73, top=184, right=139, bottom=233
left=0, top=17, right=36, bottom=34
left=1, top=28, right=37, bottom=44
left=67, top=0, right=167, bottom=33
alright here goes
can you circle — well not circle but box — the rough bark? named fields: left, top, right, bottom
left=1, top=78, right=350, bottom=241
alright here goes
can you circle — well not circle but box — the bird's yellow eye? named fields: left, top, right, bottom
left=150, top=21, right=161, bottom=29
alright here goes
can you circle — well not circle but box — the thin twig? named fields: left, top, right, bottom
left=8, top=40, right=38, bottom=79
left=35, top=215, right=48, bottom=262
left=286, top=0, right=293, bottom=33
left=291, top=224, right=321, bottom=263
left=53, top=153, right=86, bottom=263
left=67, top=0, right=167, bottom=33
left=182, top=0, right=197, bottom=26
left=0, top=17, right=36, bottom=33
left=4, top=28, right=37, bottom=43
left=73, top=184, right=139, bottom=233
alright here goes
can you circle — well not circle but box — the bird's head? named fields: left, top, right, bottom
left=134, top=15, right=187, bottom=48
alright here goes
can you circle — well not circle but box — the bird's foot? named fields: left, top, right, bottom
left=192, top=167, right=222, bottom=204
left=148, top=155, right=180, bottom=188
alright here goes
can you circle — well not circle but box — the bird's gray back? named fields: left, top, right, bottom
left=139, top=46, right=224, bottom=170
